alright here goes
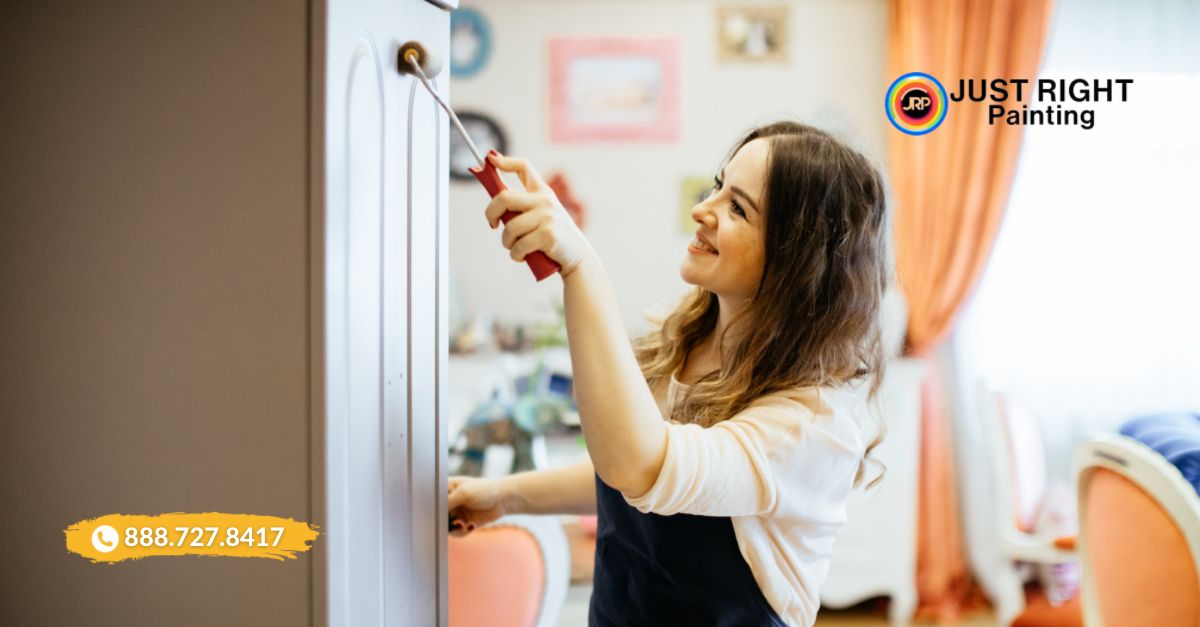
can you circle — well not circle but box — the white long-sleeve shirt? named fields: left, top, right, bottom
left=623, top=371, right=870, bottom=627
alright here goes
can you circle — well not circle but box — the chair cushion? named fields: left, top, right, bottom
left=1119, top=413, right=1200, bottom=494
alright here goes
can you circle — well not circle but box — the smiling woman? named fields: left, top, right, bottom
left=646, top=121, right=891, bottom=433
left=450, top=120, right=891, bottom=627
left=619, top=121, right=893, bottom=626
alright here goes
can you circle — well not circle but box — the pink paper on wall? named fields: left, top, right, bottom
left=549, top=37, right=680, bottom=143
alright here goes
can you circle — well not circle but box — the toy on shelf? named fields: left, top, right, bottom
left=451, top=353, right=579, bottom=477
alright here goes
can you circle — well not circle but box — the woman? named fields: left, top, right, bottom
left=448, top=120, right=890, bottom=627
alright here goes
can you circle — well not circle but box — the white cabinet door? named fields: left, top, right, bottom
left=322, top=1, right=449, bottom=626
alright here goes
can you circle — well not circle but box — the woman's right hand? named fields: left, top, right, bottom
left=483, top=152, right=594, bottom=279
left=448, top=475, right=513, bottom=537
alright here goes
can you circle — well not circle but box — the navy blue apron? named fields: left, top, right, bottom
left=589, top=473, right=788, bottom=626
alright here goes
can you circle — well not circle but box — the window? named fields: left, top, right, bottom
left=955, top=0, right=1200, bottom=475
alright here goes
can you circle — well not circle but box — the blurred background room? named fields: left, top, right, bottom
left=442, top=1, right=1200, bottom=626
left=3, top=0, right=1195, bottom=624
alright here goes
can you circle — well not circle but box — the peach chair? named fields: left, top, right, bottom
left=449, top=514, right=570, bottom=627
left=1074, top=434, right=1200, bottom=626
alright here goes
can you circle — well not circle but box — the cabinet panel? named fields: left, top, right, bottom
left=322, top=1, right=449, bottom=626
left=326, top=34, right=394, bottom=627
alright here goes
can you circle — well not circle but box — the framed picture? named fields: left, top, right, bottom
left=449, top=112, right=507, bottom=181
left=716, top=5, right=789, bottom=63
left=549, top=37, right=680, bottom=143
left=450, top=7, right=492, bottom=78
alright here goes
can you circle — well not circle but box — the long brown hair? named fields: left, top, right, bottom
left=633, top=120, right=890, bottom=488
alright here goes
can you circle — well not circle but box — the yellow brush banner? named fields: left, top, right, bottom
left=65, top=513, right=320, bottom=563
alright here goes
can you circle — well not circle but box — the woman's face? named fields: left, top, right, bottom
left=679, top=137, right=769, bottom=301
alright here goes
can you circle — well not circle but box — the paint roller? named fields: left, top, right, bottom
left=399, top=42, right=553, bottom=535
left=398, top=41, right=562, bottom=282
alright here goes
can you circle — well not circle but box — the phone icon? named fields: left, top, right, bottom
left=91, top=525, right=119, bottom=553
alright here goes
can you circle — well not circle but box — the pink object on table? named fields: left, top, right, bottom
left=577, top=515, right=598, bottom=538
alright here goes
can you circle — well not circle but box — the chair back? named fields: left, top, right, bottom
left=448, top=514, right=569, bottom=627
left=1074, top=435, right=1200, bottom=627
left=978, top=384, right=1047, bottom=534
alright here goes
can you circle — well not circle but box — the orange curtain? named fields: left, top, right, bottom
left=888, top=0, right=1056, bottom=620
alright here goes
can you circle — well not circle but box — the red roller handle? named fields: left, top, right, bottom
left=470, top=149, right=562, bottom=282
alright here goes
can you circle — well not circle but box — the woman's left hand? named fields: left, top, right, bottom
left=483, top=152, right=593, bottom=279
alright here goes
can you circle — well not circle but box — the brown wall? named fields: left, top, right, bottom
left=0, top=1, right=314, bottom=623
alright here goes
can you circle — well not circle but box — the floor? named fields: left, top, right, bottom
left=554, top=584, right=592, bottom=627
left=554, top=583, right=998, bottom=627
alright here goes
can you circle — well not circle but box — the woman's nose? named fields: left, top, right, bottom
left=691, top=196, right=718, bottom=229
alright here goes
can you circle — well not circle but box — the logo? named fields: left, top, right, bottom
left=91, top=525, right=119, bottom=553
left=886, top=73, right=948, bottom=135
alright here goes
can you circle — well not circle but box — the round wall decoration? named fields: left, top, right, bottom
left=450, top=8, right=492, bottom=79
left=449, top=112, right=507, bottom=181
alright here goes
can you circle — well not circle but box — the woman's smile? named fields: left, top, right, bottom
left=688, top=233, right=719, bottom=255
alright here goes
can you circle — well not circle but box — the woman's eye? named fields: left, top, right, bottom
left=712, top=176, right=745, bottom=218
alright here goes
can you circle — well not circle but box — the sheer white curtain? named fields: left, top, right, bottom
left=954, top=0, right=1200, bottom=480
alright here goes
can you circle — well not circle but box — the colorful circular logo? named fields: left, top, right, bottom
left=885, top=73, right=948, bottom=135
